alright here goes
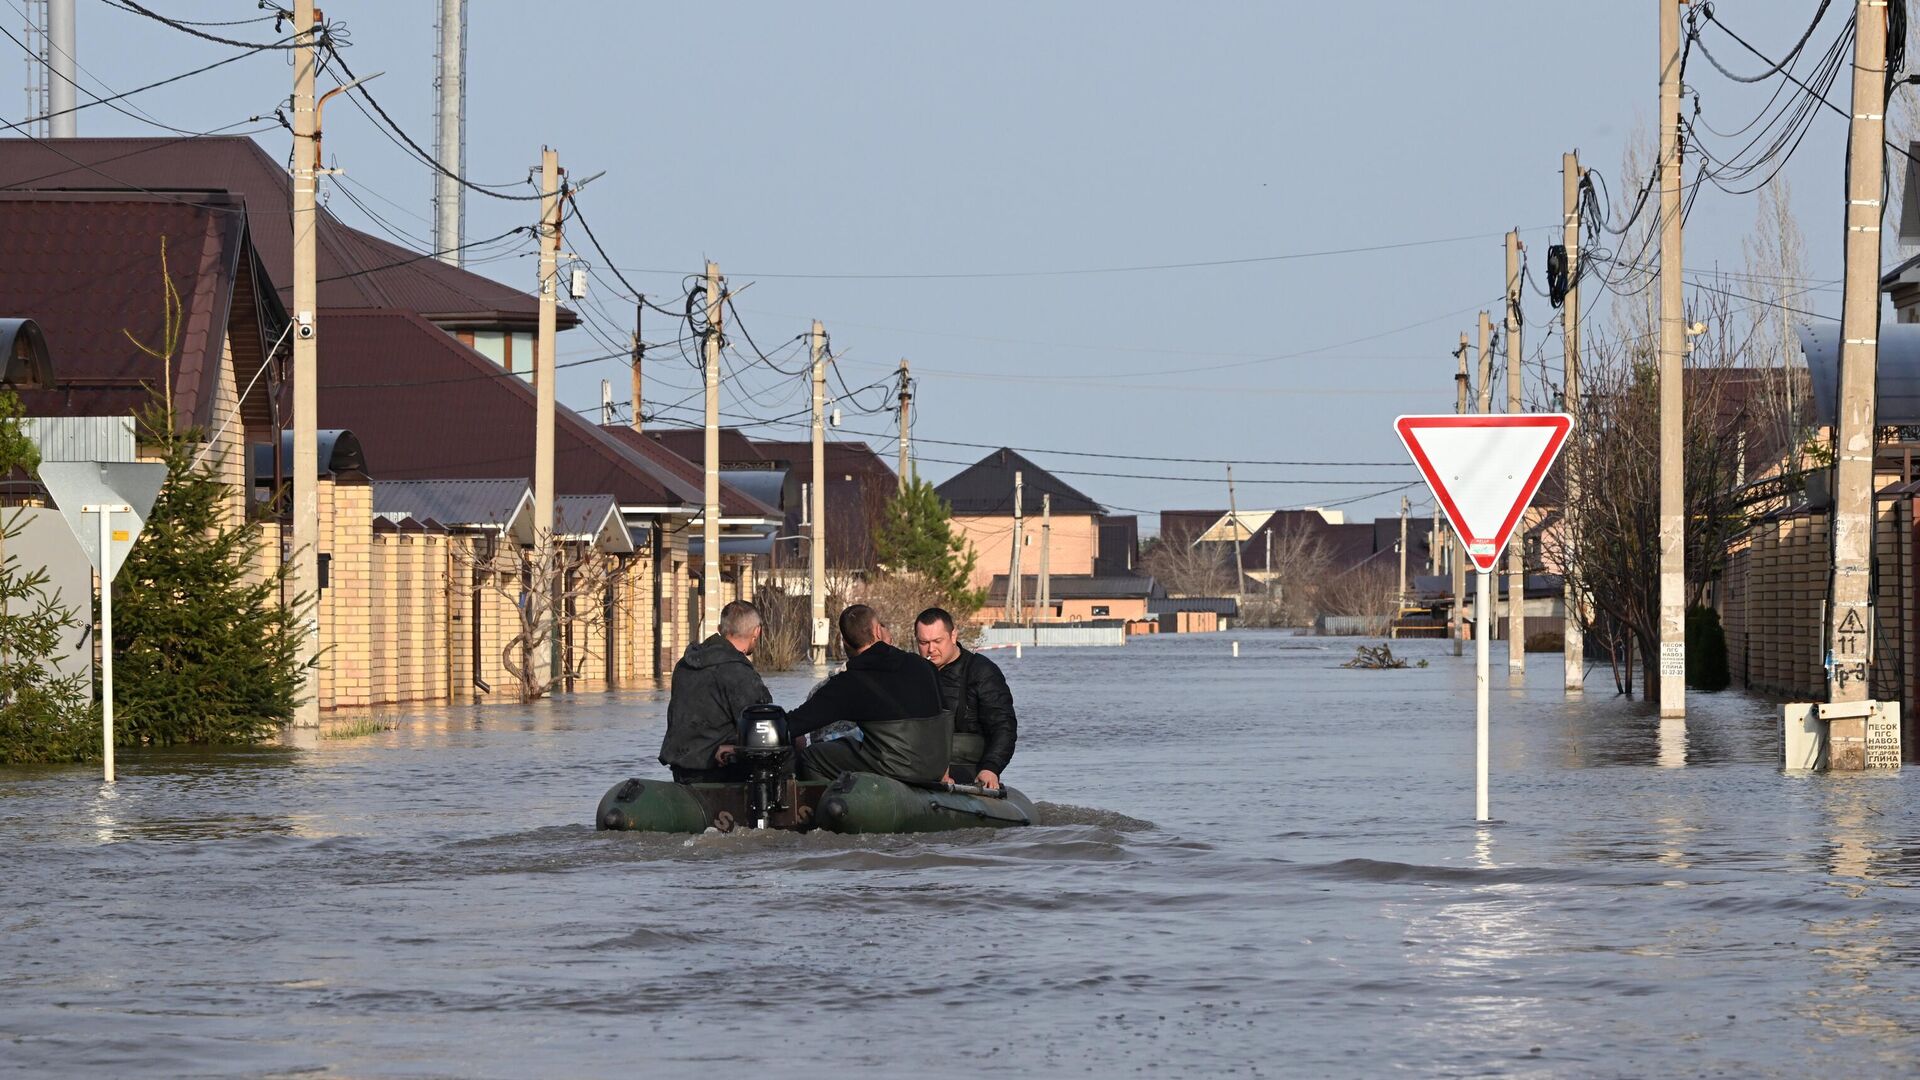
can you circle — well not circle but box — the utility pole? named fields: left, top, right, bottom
left=1452, top=332, right=1470, bottom=656
left=289, top=0, right=321, bottom=728
left=809, top=319, right=828, bottom=667
left=1008, top=471, right=1024, bottom=624
left=1397, top=495, right=1410, bottom=639
left=1505, top=229, right=1525, bottom=673
left=600, top=379, right=613, bottom=425
left=1562, top=150, right=1585, bottom=694
left=1657, top=0, right=1687, bottom=718
left=701, top=260, right=724, bottom=639
left=432, top=0, right=465, bottom=265
left=1226, top=466, right=1247, bottom=602
left=896, top=359, right=912, bottom=491
left=1824, top=0, right=1890, bottom=767
left=534, top=147, right=560, bottom=673
left=641, top=297, right=656, bottom=432
left=1038, top=492, right=1052, bottom=618
left=1476, top=311, right=1493, bottom=415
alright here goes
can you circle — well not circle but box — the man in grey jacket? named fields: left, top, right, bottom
left=658, top=600, right=771, bottom=783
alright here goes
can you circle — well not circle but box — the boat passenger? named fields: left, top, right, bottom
left=913, top=606, right=1017, bottom=790
left=786, top=604, right=950, bottom=784
left=657, top=599, right=772, bottom=784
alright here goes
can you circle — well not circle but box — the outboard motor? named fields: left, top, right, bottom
left=735, top=704, right=792, bottom=829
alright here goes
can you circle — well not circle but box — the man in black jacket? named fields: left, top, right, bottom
left=913, top=607, right=1017, bottom=789
left=658, top=600, right=772, bottom=783
left=787, top=604, right=949, bottom=784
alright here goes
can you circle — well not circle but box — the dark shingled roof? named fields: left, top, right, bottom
left=935, top=448, right=1103, bottom=516
left=315, top=310, right=699, bottom=509
left=987, top=574, right=1160, bottom=604
left=0, top=190, right=285, bottom=434
left=0, top=135, right=571, bottom=332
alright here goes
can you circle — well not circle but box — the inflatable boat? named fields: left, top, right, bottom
left=596, top=704, right=1036, bottom=834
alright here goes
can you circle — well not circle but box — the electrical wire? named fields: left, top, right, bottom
left=325, top=51, right=546, bottom=200
left=97, top=0, right=319, bottom=49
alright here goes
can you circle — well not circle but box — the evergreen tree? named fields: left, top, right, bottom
left=0, top=389, right=96, bottom=764
left=872, top=478, right=987, bottom=617
left=113, top=404, right=311, bottom=746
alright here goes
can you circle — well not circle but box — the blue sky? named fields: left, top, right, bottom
left=26, top=1, right=1860, bottom=530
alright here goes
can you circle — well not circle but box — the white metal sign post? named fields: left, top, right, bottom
left=85, top=504, right=129, bottom=783
left=36, top=461, right=167, bottom=784
left=1395, top=414, right=1571, bottom=821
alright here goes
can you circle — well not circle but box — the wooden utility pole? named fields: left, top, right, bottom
left=1008, top=470, right=1024, bottom=623
left=701, top=260, right=724, bottom=639
left=1562, top=150, right=1585, bottom=694
left=896, top=359, right=912, bottom=491
left=809, top=319, right=828, bottom=667
left=289, top=0, right=320, bottom=728
left=534, top=147, right=560, bottom=677
left=1038, top=493, right=1052, bottom=618
left=1397, top=495, right=1410, bottom=640
left=1505, top=229, right=1525, bottom=673
left=630, top=300, right=644, bottom=432
left=1825, top=0, right=1890, bottom=766
left=1451, top=332, right=1470, bottom=656
left=1226, top=466, right=1247, bottom=602
left=1657, top=0, right=1686, bottom=717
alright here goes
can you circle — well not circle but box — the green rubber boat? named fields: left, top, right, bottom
left=595, top=771, right=1037, bottom=834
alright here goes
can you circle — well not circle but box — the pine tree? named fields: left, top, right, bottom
left=0, top=389, right=96, bottom=764
left=112, top=404, right=311, bottom=746
left=872, top=478, right=987, bottom=617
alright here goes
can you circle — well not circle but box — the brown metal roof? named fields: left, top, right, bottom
left=753, top=438, right=897, bottom=480
left=316, top=309, right=698, bottom=509
left=0, top=135, right=573, bottom=331
left=0, top=190, right=283, bottom=434
left=599, top=425, right=778, bottom=518
left=639, top=425, right=767, bottom=467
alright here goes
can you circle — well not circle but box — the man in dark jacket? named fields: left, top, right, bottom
left=658, top=600, right=772, bottom=783
left=787, top=604, right=949, bottom=784
left=913, top=607, right=1017, bottom=789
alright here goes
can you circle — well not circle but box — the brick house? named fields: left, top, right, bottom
left=936, top=448, right=1111, bottom=590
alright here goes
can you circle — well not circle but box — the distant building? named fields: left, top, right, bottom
left=935, top=448, right=1113, bottom=590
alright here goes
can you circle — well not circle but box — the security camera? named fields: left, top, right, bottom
left=296, top=323, right=316, bottom=340
left=295, top=311, right=315, bottom=340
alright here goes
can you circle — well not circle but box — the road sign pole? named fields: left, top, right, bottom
left=84, top=503, right=128, bottom=784
left=1476, top=568, right=1491, bottom=822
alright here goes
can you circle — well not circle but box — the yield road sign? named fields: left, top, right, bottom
left=36, top=461, right=167, bottom=582
left=1395, top=414, right=1571, bottom=573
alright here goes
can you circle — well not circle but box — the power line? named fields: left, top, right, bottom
left=326, top=51, right=546, bottom=201
left=97, top=0, right=323, bottom=49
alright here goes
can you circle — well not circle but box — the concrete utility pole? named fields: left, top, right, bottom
left=1398, top=495, right=1411, bottom=638
left=1451, top=332, right=1470, bottom=656
left=289, top=0, right=321, bottom=728
left=600, top=379, right=613, bottom=425
left=1008, top=471, right=1024, bottom=623
left=1476, top=311, right=1493, bottom=415
left=896, top=359, right=912, bottom=491
left=534, top=147, right=560, bottom=671
left=1505, top=229, right=1526, bottom=673
left=701, top=260, right=724, bottom=639
left=809, top=319, right=828, bottom=668
left=1657, top=0, right=1687, bottom=718
left=630, top=300, right=644, bottom=432
left=432, top=0, right=466, bottom=265
left=47, top=0, right=75, bottom=138
left=1562, top=150, right=1586, bottom=694
left=1824, top=0, right=1890, bottom=766
left=1226, top=466, right=1248, bottom=602
left=1038, top=492, right=1052, bottom=618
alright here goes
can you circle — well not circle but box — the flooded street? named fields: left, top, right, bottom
left=5, top=631, right=1920, bottom=1077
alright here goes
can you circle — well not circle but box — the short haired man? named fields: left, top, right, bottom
left=913, top=607, right=1017, bottom=790
left=785, top=604, right=950, bottom=784
left=658, top=600, right=771, bottom=783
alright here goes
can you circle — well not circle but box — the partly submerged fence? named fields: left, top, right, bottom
left=978, top=624, right=1127, bottom=648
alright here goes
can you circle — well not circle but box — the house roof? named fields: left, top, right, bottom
left=315, top=310, right=701, bottom=510
left=0, top=190, right=285, bottom=433
left=987, top=573, right=1160, bottom=603
left=754, top=438, right=897, bottom=480
left=598, top=425, right=779, bottom=518
left=639, top=426, right=767, bottom=467
left=1157, top=509, right=1224, bottom=546
left=372, top=478, right=530, bottom=531
left=936, top=447, right=1103, bottom=516
left=1147, top=595, right=1240, bottom=616
left=0, top=135, right=571, bottom=332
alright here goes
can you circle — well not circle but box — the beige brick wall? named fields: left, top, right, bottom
left=952, top=513, right=1099, bottom=589
left=316, top=479, right=374, bottom=710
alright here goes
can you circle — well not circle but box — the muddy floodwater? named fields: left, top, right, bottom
left=5, top=632, right=1920, bottom=1077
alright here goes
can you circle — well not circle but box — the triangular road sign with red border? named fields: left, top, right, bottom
left=1395, top=414, right=1572, bottom=573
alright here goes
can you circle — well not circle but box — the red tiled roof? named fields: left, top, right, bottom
left=0, top=190, right=280, bottom=433
left=599, top=425, right=778, bottom=518
left=316, top=310, right=698, bottom=508
left=0, top=136, right=572, bottom=331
